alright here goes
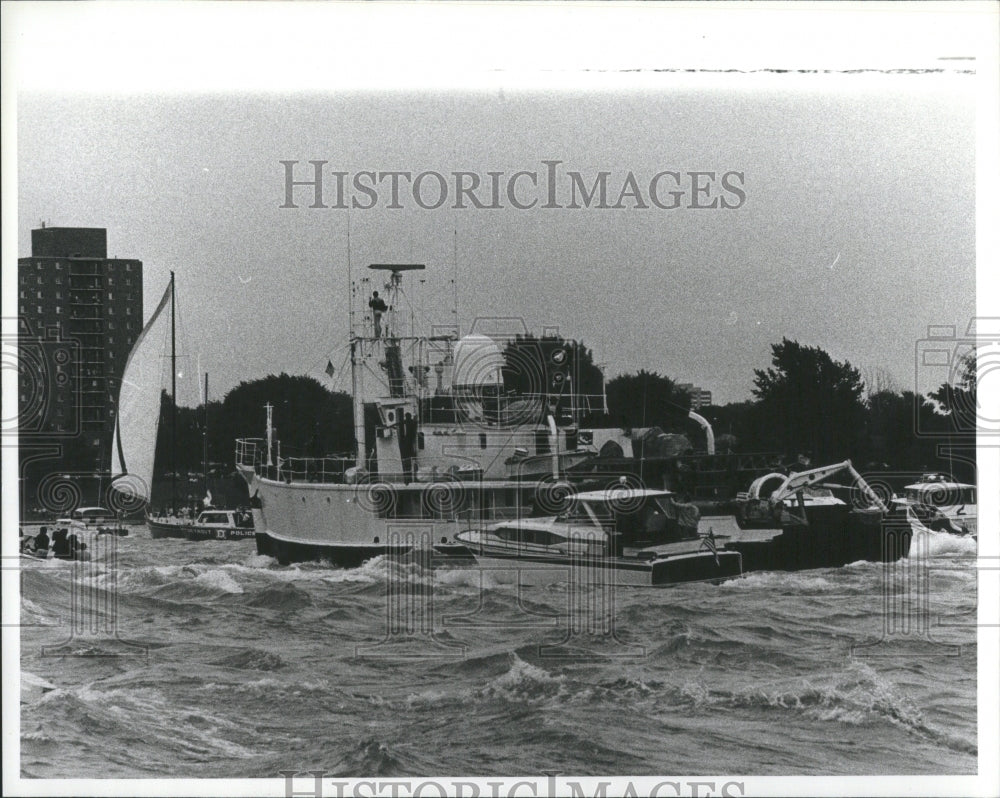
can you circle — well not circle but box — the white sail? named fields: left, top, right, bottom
left=110, top=281, right=172, bottom=503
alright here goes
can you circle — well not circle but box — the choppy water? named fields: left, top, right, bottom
left=19, top=521, right=978, bottom=778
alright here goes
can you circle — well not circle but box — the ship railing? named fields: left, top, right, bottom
left=234, top=438, right=268, bottom=470
left=269, top=455, right=357, bottom=484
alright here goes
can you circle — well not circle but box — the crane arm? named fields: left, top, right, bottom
left=768, top=459, right=889, bottom=512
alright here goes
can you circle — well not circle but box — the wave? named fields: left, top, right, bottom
left=721, top=571, right=837, bottom=592
left=326, top=737, right=443, bottom=777
left=210, top=647, right=286, bottom=671
left=244, top=583, right=313, bottom=610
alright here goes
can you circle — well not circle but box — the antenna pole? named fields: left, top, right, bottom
left=347, top=209, right=353, bottom=339
left=453, top=229, right=458, bottom=334
left=203, top=372, right=209, bottom=499
left=170, top=271, right=177, bottom=515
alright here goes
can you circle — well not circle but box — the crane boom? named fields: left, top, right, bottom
left=768, top=459, right=889, bottom=512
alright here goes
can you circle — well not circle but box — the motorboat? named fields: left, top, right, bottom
left=53, top=506, right=127, bottom=537
left=895, top=473, right=977, bottom=537
left=728, top=460, right=911, bottom=572
left=455, top=487, right=743, bottom=587
left=184, top=508, right=256, bottom=541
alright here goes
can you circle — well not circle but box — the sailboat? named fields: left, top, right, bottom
left=110, top=273, right=253, bottom=541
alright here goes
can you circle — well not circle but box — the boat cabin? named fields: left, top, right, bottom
left=903, top=478, right=976, bottom=508
left=484, top=489, right=701, bottom=555
left=56, top=507, right=116, bottom=527
left=195, top=509, right=253, bottom=529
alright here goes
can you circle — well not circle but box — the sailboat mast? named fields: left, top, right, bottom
left=170, top=270, right=177, bottom=515
left=203, top=372, right=209, bottom=499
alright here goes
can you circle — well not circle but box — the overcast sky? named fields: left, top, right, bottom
left=17, top=79, right=975, bottom=406
left=8, top=4, right=990, bottom=409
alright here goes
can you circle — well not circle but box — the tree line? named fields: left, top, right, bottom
left=154, top=337, right=977, bottom=483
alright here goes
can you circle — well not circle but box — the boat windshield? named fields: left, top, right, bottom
left=907, top=486, right=976, bottom=506
left=557, top=500, right=614, bottom=529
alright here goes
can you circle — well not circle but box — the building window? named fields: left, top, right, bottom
left=55, top=306, right=62, bottom=314
left=56, top=291, right=62, bottom=299
left=108, top=277, right=114, bottom=286
left=108, top=292, right=114, bottom=301
left=108, top=337, right=115, bottom=344
left=37, top=306, right=42, bottom=314
left=126, top=278, right=132, bottom=286
left=55, top=276, right=62, bottom=284
left=108, top=321, right=115, bottom=329
left=36, top=263, right=41, bottom=271
left=108, top=307, right=114, bottom=315
left=126, top=307, right=131, bottom=315
left=19, top=305, right=24, bottom=314
left=126, top=264, right=132, bottom=272
left=36, top=291, right=42, bottom=299
left=37, top=277, right=42, bottom=284
left=55, top=262, right=62, bottom=270
left=19, top=290, right=25, bottom=298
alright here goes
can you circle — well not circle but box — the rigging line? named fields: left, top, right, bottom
left=330, top=348, right=352, bottom=393
left=304, top=340, right=352, bottom=379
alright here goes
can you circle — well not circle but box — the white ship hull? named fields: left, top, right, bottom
left=241, top=466, right=479, bottom=565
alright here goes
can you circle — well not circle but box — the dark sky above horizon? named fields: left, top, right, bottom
left=18, top=79, right=975, bottom=406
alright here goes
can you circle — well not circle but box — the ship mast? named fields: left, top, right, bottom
left=203, top=372, right=209, bottom=500
left=351, top=264, right=426, bottom=469
left=170, top=270, right=177, bottom=515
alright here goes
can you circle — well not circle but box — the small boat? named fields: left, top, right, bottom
left=183, top=508, right=256, bottom=541
left=455, top=487, right=743, bottom=587
left=734, top=473, right=842, bottom=530
left=895, top=473, right=977, bottom=536
left=728, top=460, right=911, bottom=572
left=54, top=506, right=128, bottom=537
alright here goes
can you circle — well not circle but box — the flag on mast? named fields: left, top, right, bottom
left=325, top=361, right=335, bottom=377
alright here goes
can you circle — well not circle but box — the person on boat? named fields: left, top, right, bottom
left=369, top=291, right=388, bottom=338
left=68, top=533, right=87, bottom=560
left=32, top=527, right=51, bottom=556
left=51, top=527, right=71, bottom=559
left=398, top=412, right=418, bottom=484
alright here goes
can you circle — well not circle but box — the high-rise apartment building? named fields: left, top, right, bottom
left=17, top=226, right=143, bottom=509
left=677, top=383, right=713, bottom=410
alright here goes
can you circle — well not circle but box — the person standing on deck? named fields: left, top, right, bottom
left=369, top=291, right=388, bottom=338
left=399, top=412, right=418, bottom=484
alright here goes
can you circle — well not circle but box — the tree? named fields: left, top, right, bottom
left=928, top=350, right=977, bottom=435
left=605, top=370, right=692, bottom=431
left=752, top=338, right=866, bottom=461
left=154, top=374, right=353, bottom=477
left=500, top=334, right=606, bottom=421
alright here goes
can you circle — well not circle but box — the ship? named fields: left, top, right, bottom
left=235, top=263, right=910, bottom=574
left=236, top=263, right=624, bottom=566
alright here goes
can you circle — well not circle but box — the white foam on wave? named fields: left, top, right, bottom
left=721, top=571, right=833, bottom=591
left=194, top=569, right=244, bottom=594
left=478, top=654, right=566, bottom=703
left=433, top=565, right=510, bottom=591
left=917, top=528, right=978, bottom=558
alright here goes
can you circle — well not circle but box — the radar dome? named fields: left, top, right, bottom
left=452, top=334, right=504, bottom=387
